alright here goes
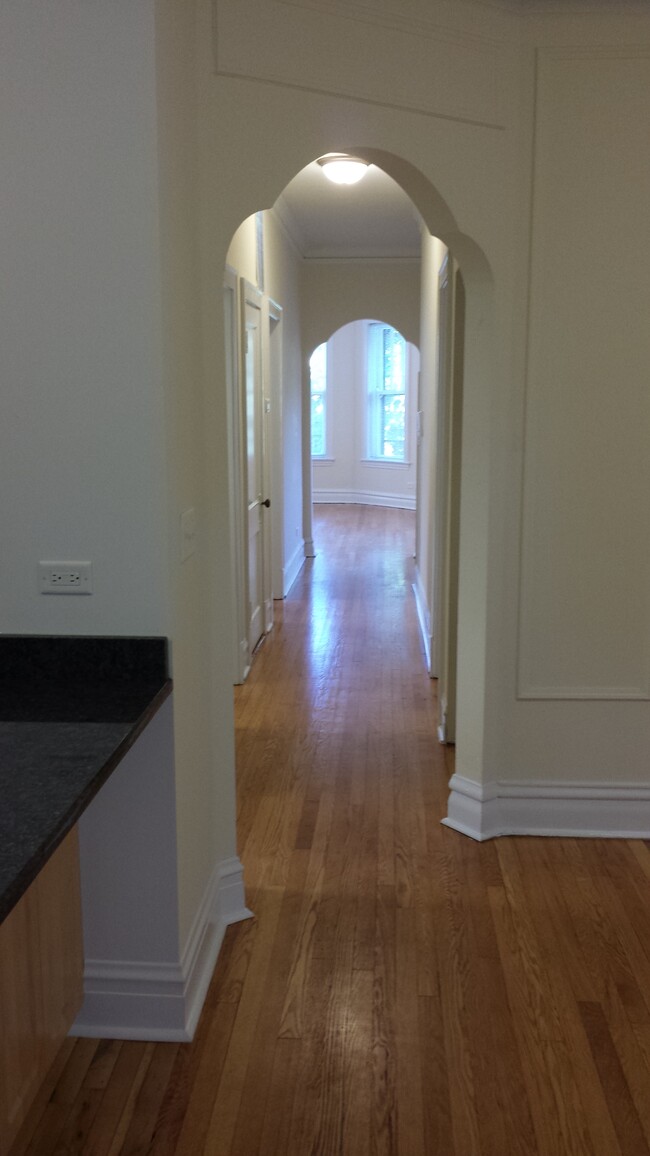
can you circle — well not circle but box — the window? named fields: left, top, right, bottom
left=310, top=342, right=327, bottom=457
left=368, top=324, right=407, bottom=461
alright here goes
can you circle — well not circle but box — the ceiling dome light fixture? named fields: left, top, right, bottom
left=317, top=155, right=370, bottom=186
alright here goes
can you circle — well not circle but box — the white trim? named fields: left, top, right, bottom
left=360, top=458, right=412, bottom=469
left=224, top=267, right=248, bottom=685
left=272, top=198, right=306, bottom=259
left=313, top=489, right=415, bottom=510
left=282, top=539, right=306, bottom=596
left=302, top=256, right=422, bottom=266
left=412, top=574, right=432, bottom=672
left=72, top=857, right=252, bottom=1042
left=443, top=774, right=650, bottom=842
left=518, top=683, right=650, bottom=702
left=304, top=537, right=315, bottom=558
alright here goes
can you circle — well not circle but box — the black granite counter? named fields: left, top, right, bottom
left=0, top=636, right=172, bottom=924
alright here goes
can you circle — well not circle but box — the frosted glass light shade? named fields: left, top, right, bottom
left=318, top=156, right=369, bottom=185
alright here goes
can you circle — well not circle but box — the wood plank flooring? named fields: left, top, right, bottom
left=11, top=504, right=650, bottom=1155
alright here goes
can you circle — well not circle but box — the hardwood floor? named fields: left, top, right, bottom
left=11, top=504, right=650, bottom=1154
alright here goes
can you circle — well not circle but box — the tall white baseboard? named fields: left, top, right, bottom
left=313, top=489, right=415, bottom=510
left=443, top=773, right=650, bottom=841
left=73, top=857, right=252, bottom=1042
left=283, top=540, right=306, bottom=596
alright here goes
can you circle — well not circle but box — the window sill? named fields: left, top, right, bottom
left=312, top=456, right=335, bottom=464
left=361, top=458, right=411, bottom=469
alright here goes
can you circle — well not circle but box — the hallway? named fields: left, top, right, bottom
left=11, top=506, right=650, bottom=1156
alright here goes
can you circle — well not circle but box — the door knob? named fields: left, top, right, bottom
left=262, top=498, right=271, bottom=508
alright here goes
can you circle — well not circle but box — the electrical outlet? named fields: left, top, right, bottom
left=39, top=561, right=93, bottom=595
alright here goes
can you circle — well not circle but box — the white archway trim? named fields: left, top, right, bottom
left=443, top=774, right=650, bottom=841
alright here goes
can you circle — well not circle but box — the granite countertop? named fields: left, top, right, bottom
left=0, top=636, right=172, bottom=924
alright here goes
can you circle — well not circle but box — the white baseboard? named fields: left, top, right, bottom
left=283, top=541, right=306, bottom=596
left=72, top=857, right=252, bottom=1042
left=313, top=489, right=415, bottom=511
left=443, top=774, right=650, bottom=841
left=412, top=573, right=432, bottom=672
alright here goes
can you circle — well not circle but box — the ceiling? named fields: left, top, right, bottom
left=274, top=160, right=423, bottom=261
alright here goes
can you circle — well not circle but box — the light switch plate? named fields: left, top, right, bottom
left=180, top=508, right=197, bottom=561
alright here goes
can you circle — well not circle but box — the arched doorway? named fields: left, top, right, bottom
left=216, top=148, right=493, bottom=840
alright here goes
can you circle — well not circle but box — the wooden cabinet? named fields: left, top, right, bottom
left=0, top=828, right=83, bottom=1155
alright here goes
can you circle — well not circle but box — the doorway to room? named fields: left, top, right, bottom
left=223, top=148, right=485, bottom=748
left=309, top=321, right=420, bottom=559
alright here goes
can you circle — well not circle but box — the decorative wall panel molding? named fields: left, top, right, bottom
left=274, top=0, right=505, bottom=50
left=213, top=0, right=508, bottom=128
left=517, top=47, right=650, bottom=700
left=538, top=45, right=650, bottom=62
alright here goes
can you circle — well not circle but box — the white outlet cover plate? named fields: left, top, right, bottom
left=39, top=561, right=93, bottom=594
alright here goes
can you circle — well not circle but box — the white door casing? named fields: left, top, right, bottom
left=266, top=298, right=283, bottom=606
left=224, top=267, right=249, bottom=684
left=243, top=282, right=265, bottom=654
left=432, top=255, right=464, bottom=744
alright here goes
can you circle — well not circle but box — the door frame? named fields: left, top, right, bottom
left=226, top=273, right=278, bottom=682
left=265, top=297, right=284, bottom=604
left=432, top=254, right=464, bottom=743
left=242, top=279, right=266, bottom=657
left=224, top=266, right=249, bottom=684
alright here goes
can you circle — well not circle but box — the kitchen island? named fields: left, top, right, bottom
left=0, top=635, right=171, bottom=1155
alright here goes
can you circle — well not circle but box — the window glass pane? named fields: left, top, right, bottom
left=383, top=329, right=405, bottom=393
left=310, top=342, right=327, bottom=456
left=381, top=394, right=405, bottom=459
left=311, top=393, right=326, bottom=457
left=368, top=325, right=407, bottom=460
left=310, top=343, right=327, bottom=394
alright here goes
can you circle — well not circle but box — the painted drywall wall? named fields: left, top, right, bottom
left=6, top=0, right=650, bottom=998
left=301, top=260, right=421, bottom=353
left=0, top=0, right=241, bottom=990
left=505, top=36, right=650, bottom=782
left=226, top=213, right=258, bottom=285
left=199, top=0, right=650, bottom=799
left=156, top=0, right=243, bottom=951
left=0, top=0, right=169, bottom=636
left=312, top=320, right=419, bottom=509
left=198, top=0, right=514, bottom=801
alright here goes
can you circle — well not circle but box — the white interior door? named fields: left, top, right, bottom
left=243, top=285, right=266, bottom=655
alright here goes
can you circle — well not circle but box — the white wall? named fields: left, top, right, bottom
left=201, top=0, right=650, bottom=819
left=198, top=0, right=514, bottom=810
left=505, top=33, right=650, bottom=785
left=0, top=0, right=249, bottom=1036
left=301, top=259, right=421, bottom=351
left=0, top=0, right=169, bottom=636
left=312, top=320, right=419, bottom=509
left=5, top=1, right=650, bottom=1019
